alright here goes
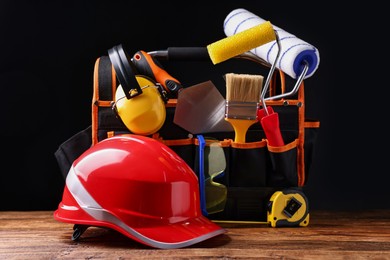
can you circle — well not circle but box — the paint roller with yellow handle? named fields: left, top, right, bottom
left=207, top=21, right=275, bottom=65
left=206, top=21, right=276, bottom=143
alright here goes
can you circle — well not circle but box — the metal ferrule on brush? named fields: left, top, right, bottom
left=225, top=101, right=259, bottom=120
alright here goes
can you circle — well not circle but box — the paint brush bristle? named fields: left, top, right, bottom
left=225, top=73, right=263, bottom=102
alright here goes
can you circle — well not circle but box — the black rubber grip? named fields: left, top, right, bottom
left=167, top=47, right=210, bottom=61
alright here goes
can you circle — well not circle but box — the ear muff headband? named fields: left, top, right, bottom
left=108, top=44, right=142, bottom=99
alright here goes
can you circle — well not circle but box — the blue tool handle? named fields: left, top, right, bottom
left=197, top=135, right=207, bottom=216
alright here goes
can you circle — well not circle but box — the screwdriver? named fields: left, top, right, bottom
left=132, top=50, right=183, bottom=97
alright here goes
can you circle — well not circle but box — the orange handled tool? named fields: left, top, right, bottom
left=132, top=50, right=183, bottom=97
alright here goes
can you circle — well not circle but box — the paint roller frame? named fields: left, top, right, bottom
left=256, top=30, right=309, bottom=147
left=258, top=30, right=309, bottom=106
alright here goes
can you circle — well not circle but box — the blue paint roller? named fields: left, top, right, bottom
left=223, top=8, right=320, bottom=80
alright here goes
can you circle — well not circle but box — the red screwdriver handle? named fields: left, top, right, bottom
left=257, top=106, right=285, bottom=147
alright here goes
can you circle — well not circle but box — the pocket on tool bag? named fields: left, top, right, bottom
left=266, top=139, right=299, bottom=187
left=302, top=124, right=320, bottom=185
left=228, top=140, right=268, bottom=187
left=211, top=186, right=278, bottom=221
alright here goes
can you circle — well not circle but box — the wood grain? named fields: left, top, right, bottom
left=0, top=210, right=389, bottom=259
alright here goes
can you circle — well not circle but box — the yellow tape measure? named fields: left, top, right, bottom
left=267, top=189, right=310, bottom=227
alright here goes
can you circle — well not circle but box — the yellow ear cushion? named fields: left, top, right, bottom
left=207, top=21, right=275, bottom=64
left=115, top=76, right=166, bottom=135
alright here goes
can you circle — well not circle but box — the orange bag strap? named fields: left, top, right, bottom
left=91, top=56, right=117, bottom=146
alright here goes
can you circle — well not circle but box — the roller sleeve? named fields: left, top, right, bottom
left=207, top=21, right=275, bottom=65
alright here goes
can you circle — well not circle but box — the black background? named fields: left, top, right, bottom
left=1, top=1, right=388, bottom=211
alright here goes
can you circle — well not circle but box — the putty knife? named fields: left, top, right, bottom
left=173, top=80, right=233, bottom=134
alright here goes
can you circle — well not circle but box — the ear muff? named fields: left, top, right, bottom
left=115, top=77, right=166, bottom=135
left=108, top=44, right=166, bottom=135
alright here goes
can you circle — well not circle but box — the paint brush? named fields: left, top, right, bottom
left=225, top=73, right=263, bottom=143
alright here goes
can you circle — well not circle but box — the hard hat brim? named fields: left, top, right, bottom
left=116, top=215, right=226, bottom=249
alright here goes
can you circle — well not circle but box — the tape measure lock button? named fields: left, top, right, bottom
left=283, top=197, right=302, bottom=218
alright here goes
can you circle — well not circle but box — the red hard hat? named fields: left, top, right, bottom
left=53, top=134, right=226, bottom=249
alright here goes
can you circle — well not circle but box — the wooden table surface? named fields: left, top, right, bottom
left=1, top=210, right=389, bottom=259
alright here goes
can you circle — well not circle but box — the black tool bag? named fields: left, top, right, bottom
left=55, top=52, right=320, bottom=222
